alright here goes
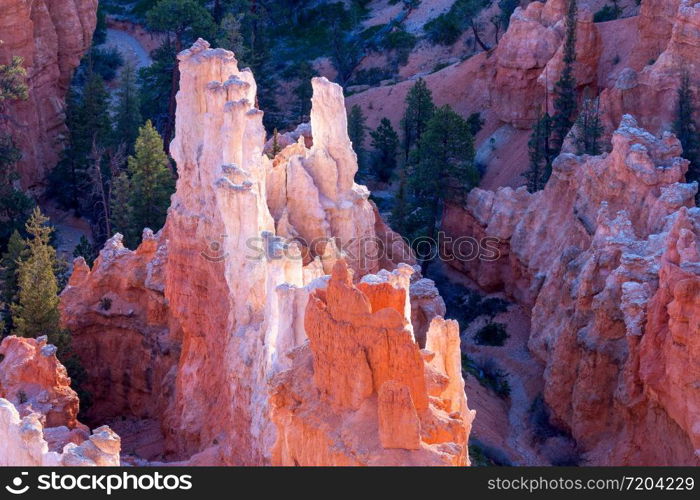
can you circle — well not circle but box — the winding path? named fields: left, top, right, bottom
left=105, top=28, right=152, bottom=70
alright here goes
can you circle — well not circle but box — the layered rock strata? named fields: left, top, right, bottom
left=0, top=336, right=120, bottom=466
left=442, top=115, right=700, bottom=465
left=60, top=39, right=470, bottom=466
left=0, top=0, right=97, bottom=191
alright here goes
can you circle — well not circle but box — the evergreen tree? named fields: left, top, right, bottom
left=110, top=172, right=135, bottom=245
left=114, top=121, right=174, bottom=247
left=1, top=230, right=26, bottom=332
left=0, top=50, right=32, bottom=249
left=216, top=12, right=248, bottom=62
left=113, top=61, right=142, bottom=154
left=408, top=105, right=479, bottom=268
left=146, top=0, right=216, bottom=145
left=268, top=128, right=282, bottom=159
left=50, top=71, right=111, bottom=212
left=0, top=134, right=34, bottom=247
left=73, top=235, right=97, bottom=268
left=369, top=118, right=399, bottom=182
left=551, top=0, right=578, bottom=153
left=573, top=97, right=604, bottom=156
left=348, top=104, right=367, bottom=173
left=390, top=167, right=410, bottom=236
left=0, top=54, right=28, bottom=103
left=401, top=78, right=435, bottom=164
left=673, top=71, right=700, bottom=202
left=524, top=111, right=553, bottom=193
left=11, top=208, right=66, bottom=347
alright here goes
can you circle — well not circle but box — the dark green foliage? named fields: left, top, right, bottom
left=593, top=1, right=621, bottom=23
left=524, top=112, right=553, bottom=193
left=146, top=0, right=216, bottom=47
left=573, top=97, right=604, bottom=156
left=0, top=135, right=34, bottom=248
left=348, top=105, right=368, bottom=174
left=93, top=4, right=108, bottom=45
left=1, top=230, right=26, bottom=333
left=529, top=395, right=580, bottom=465
left=350, top=67, right=393, bottom=87
left=49, top=72, right=112, bottom=212
left=401, top=78, right=435, bottom=162
left=138, top=41, right=176, bottom=133
left=498, top=0, right=521, bottom=30
left=369, top=118, right=399, bottom=182
left=551, top=0, right=578, bottom=153
left=113, top=62, right=142, bottom=154
left=467, top=112, right=485, bottom=136
left=469, top=439, right=513, bottom=466
left=380, top=28, right=417, bottom=67
left=462, top=354, right=511, bottom=398
left=86, top=46, right=124, bottom=83
left=673, top=71, right=700, bottom=203
left=110, top=121, right=175, bottom=248
left=406, top=105, right=479, bottom=251
left=424, top=0, right=490, bottom=46
left=0, top=55, right=29, bottom=103
left=474, top=322, right=509, bottom=346
left=11, top=208, right=64, bottom=344
left=73, top=236, right=97, bottom=268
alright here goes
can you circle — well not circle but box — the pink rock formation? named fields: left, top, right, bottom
left=601, top=0, right=700, bottom=136
left=443, top=115, right=700, bottom=465
left=269, top=261, right=473, bottom=466
left=0, top=0, right=97, bottom=191
left=0, top=336, right=120, bottom=466
left=60, top=39, right=469, bottom=466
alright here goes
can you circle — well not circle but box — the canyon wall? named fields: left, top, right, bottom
left=0, top=0, right=97, bottom=191
left=0, top=336, right=121, bottom=466
left=60, top=39, right=471, bottom=466
left=443, top=115, right=700, bottom=465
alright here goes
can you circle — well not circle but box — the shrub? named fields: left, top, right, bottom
left=462, top=355, right=511, bottom=398
left=474, top=322, right=509, bottom=346
left=593, top=4, right=622, bottom=23
left=424, top=14, right=462, bottom=45
left=469, top=439, right=513, bottom=466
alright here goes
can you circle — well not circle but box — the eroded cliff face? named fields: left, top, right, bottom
left=270, top=261, right=473, bottom=466
left=60, top=39, right=470, bottom=466
left=0, top=336, right=121, bottom=466
left=0, top=0, right=97, bottom=191
left=443, top=115, right=700, bottom=465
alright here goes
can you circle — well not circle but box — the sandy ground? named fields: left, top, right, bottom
left=105, top=28, right=152, bottom=71
left=42, top=201, right=93, bottom=264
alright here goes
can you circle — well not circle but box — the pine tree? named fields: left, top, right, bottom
left=110, top=172, right=135, bottom=245
left=370, top=118, right=399, bottom=182
left=11, top=208, right=66, bottom=347
left=113, top=61, right=142, bottom=154
left=673, top=71, right=700, bottom=202
left=124, top=121, right=175, bottom=247
left=73, top=235, right=97, bottom=268
left=1, top=230, right=26, bottom=332
left=551, top=0, right=578, bottom=154
left=0, top=134, right=34, bottom=247
left=50, top=71, right=112, bottom=212
left=347, top=104, right=367, bottom=174
left=146, top=0, right=216, bottom=144
left=408, top=105, right=479, bottom=263
left=401, top=78, right=435, bottom=164
left=0, top=53, right=28, bottom=104
left=573, top=97, right=604, bottom=156
left=268, top=128, right=282, bottom=159
left=524, top=111, right=553, bottom=193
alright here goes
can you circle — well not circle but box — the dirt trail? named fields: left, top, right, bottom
left=105, top=28, right=152, bottom=70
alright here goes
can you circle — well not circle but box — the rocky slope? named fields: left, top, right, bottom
left=442, top=115, right=700, bottom=465
left=0, top=336, right=121, bottom=466
left=58, top=39, right=473, bottom=466
left=347, top=0, right=699, bottom=190
left=0, top=0, right=97, bottom=192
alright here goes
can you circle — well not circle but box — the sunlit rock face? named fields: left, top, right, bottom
left=270, top=261, right=474, bottom=466
left=0, top=336, right=120, bottom=466
left=60, top=40, right=468, bottom=466
left=443, top=115, right=700, bottom=465
left=0, top=0, right=97, bottom=191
